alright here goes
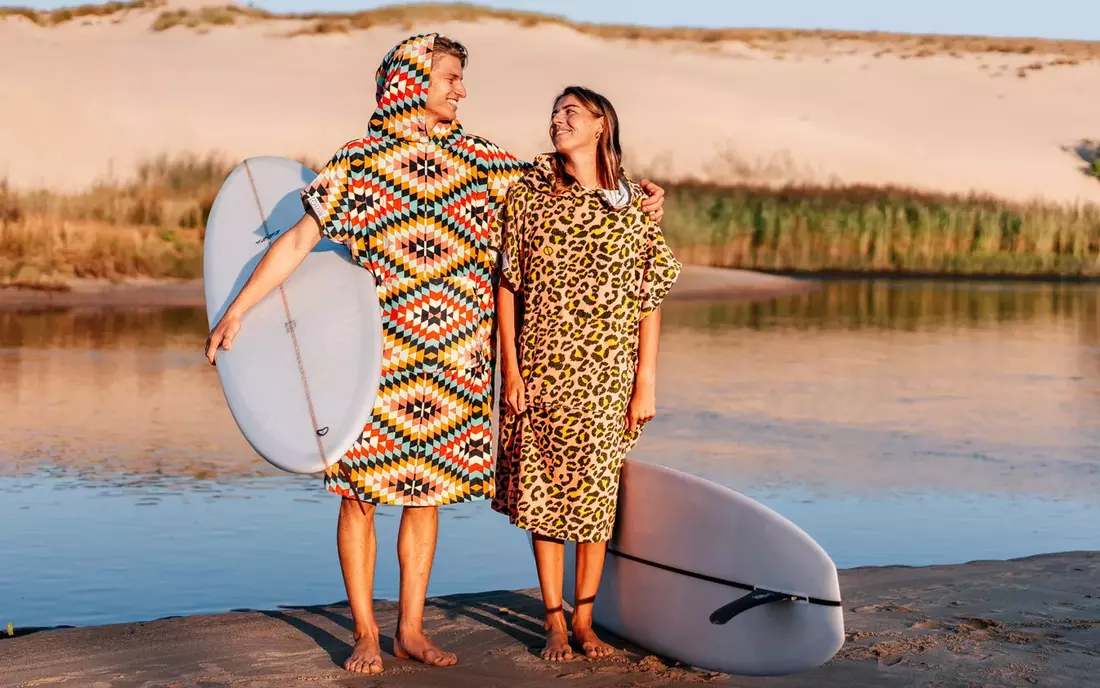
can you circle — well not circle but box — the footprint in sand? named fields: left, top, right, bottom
left=954, top=617, right=1004, bottom=632
left=911, top=619, right=944, bottom=630
left=853, top=604, right=918, bottom=614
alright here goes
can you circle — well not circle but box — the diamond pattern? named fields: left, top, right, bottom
left=300, top=33, right=529, bottom=506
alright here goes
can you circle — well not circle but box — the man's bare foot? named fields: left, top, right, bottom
left=541, top=625, right=574, bottom=662
left=394, top=629, right=458, bottom=667
left=573, top=624, right=615, bottom=659
left=344, top=630, right=384, bottom=674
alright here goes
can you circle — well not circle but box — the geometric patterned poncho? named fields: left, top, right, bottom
left=301, top=33, right=528, bottom=506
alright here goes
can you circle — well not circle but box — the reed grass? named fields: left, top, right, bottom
left=4, top=154, right=1100, bottom=287
left=658, top=182, right=1100, bottom=277
left=0, top=154, right=233, bottom=285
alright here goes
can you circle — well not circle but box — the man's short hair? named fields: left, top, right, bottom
left=432, top=36, right=468, bottom=68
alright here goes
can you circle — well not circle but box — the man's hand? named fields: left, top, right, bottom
left=205, top=313, right=242, bottom=365
left=638, top=179, right=666, bottom=224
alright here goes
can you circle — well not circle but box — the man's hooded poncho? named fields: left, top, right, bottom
left=302, top=33, right=528, bottom=506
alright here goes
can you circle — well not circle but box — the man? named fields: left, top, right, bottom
left=205, top=33, right=665, bottom=674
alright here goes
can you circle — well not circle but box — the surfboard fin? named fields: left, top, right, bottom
left=709, top=589, right=802, bottom=625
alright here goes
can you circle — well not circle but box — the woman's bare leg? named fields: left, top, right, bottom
left=572, top=541, right=616, bottom=658
left=532, top=533, right=574, bottom=661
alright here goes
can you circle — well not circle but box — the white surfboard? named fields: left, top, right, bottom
left=563, top=459, right=845, bottom=676
left=203, top=156, right=383, bottom=474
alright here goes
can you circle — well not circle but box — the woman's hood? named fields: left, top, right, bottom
left=523, top=153, right=634, bottom=209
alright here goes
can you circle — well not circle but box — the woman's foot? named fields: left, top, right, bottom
left=344, top=628, right=384, bottom=674
left=394, top=629, right=458, bottom=667
left=573, top=624, right=616, bottom=659
left=541, top=607, right=575, bottom=662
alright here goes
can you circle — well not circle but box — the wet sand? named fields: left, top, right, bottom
left=0, top=267, right=815, bottom=312
left=2, top=552, right=1097, bottom=687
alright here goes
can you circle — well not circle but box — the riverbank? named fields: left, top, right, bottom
left=6, top=150, right=1100, bottom=287
left=2, top=551, right=1096, bottom=687
left=0, top=265, right=817, bottom=312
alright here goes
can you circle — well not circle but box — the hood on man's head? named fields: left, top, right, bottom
left=368, top=33, right=463, bottom=143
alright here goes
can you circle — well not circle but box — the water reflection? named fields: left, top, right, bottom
left=664, top=279, right=1100, bottom=334
left=3, top=279, right=1100, bottom=628
left=0, top=307, right=207, bottom=349
left=645, top=280, right=1100, bottom=502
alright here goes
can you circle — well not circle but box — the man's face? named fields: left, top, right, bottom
left=425, top=54, right=466, bottom=124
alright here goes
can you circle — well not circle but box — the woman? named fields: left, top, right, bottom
left=491, top=86, right=682, bottom=661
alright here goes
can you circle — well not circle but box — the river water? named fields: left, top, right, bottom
left=3, top=279, right=1099, bottom=629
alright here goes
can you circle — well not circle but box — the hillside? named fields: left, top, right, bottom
left=1, top=1, right=1099, bottom=205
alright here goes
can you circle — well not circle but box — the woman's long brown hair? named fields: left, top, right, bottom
left=551, top=86, right=623, bottom=193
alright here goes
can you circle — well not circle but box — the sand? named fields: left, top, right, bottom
left=1, top=551, right=1097, bottom=687
left=1, top=5, right=1099, bottom=205
left=0, top=265, right=815, bottom=311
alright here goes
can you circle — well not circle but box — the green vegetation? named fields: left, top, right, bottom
left=659, top=182, right=1100, bottom=277
left=3, top=154, right=1100, bottom=288
left=1085, top=139, right=1100, bottom=180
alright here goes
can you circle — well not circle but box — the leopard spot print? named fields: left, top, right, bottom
left=490, top=158, right=682, bottom=543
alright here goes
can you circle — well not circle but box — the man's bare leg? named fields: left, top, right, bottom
left=337, top=498, right=384, bottom=674
left=392, top=505, right=457, bottom=667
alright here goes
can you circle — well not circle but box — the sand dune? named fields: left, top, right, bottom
left=1, top=3, right=1099, bottom=206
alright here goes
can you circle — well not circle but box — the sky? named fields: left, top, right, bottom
left=17, top=0, right=1100, bottom=41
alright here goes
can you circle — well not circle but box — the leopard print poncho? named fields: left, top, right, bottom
left=490, top=154, right=682, bottom=542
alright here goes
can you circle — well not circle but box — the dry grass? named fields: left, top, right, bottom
left=0, top=154, right=327, bottom=287
left=3, top=1, right=1099, bottom=59
left=152, top=5, right=239, bottom=31
left=0, top=154, right=231, bottom=285
left=0, top=1, right=160, bottom=25
left=5, top=153, right=1100, bottom=287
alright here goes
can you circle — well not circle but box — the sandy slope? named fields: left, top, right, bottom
left=1, top=5, right=1099, bottom=205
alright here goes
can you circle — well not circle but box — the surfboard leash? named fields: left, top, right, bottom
left=242, top=160, right=329, bottom=467
left=605, top=546, right=842, bottom=625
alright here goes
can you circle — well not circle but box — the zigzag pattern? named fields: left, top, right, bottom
left=302, top=34, right=529, bottom=506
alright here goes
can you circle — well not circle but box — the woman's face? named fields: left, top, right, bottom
left=550, top=94, right=603, bottom=155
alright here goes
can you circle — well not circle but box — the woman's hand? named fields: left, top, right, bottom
left=638, top=179, right=665, bottom=224
left=625, top=380, right=656, bottom=432
left=205, top=313, right=242, bottom=365
left=504, top=367, right=527, bottom=415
